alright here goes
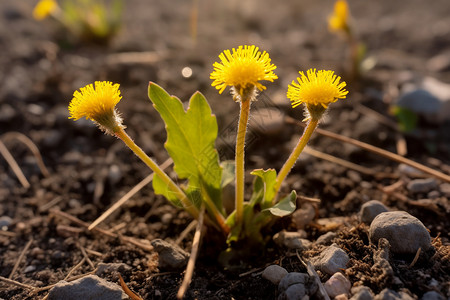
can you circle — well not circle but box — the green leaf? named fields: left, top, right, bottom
left=262, top=190, right=297, bottom=217
left=148, top=83, right=222, bottom=208
left=152, top=174, right=182, bottom=207
left=250, top=169, right=277, bottom=208
left=220, top=160, right=235, bottom=188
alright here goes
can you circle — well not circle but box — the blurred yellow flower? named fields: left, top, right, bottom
left=287, top=69, right=348, bottom=109
left=33, top=0, right=58, bottom=20
left=328, top=0, right=349, bottom=33
left=210, top=45, right=278, bottom=96
left=69, top=81, right=124, bottom=134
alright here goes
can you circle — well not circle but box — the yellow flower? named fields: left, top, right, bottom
left=328, top=0, right=349, bottom=33
left=68, top=81, right=124, bottom=134
left=210, top=45, right=278, bottom=96
left=287, top=69, right=348, bottom=109
left=33, top=0, right=58, bottom=21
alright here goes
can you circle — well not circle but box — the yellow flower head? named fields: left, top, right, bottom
left=68, top=81, right=124, bottom=134
left=287, top=69, right=348, bottom=110
left=33, top=0, right=58, bottom=21
left=328, top=0, right=349, bottom=33
left=210, top=45, right=278, bottom=97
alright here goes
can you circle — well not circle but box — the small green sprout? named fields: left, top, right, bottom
left=33, top=0, right=123, bottom=45
left=328, top=0, right=367, bottom=78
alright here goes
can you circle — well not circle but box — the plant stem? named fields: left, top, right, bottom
left=274, top=118, right=319, bottom=199
left=115, top=128, right=199, bottom=219
left=235, top=99, right=251, bottom=225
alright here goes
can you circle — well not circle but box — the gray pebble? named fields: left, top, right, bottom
left=407, top=178, right=438, bottom=194
left=24, top=265, right=36, bottom=273
left=0, top=216, right=13, bottom=229
left=359, top=200, right=389, bottom=224
left=350, top=286, right=374, bottom=300
left=279, top=284, right=307, bottom=300
left=108, top=165, right=122, bottom=185
left=398, top=164, right=422, bottom=176
left=278, top=272, right=309, bottom=292
left=369, top=211, right=431, bottom=254
left=262, top=265, right=288, bottom=285
left=312, top=243, right=349, bottom=275
left=47, top=275, right=127, bottom=300
left=150, top=239, right=189, bottom=270
left=273, top=231, right=311, bottom=250
left=421, top=291, right=445, bottom=300
left=291, top=203, right=315, bottom=229
left=315, top=232, right=337, bottom=246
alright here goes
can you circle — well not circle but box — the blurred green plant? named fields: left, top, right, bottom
left=33, top=0, right=123, bottom=45
left=390, top=106, right=418, bottom=133
left=328, top=0, right=370, bottom=78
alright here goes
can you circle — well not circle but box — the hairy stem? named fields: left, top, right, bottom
left=115, top=128, right=199, bottom=218
left=274, top=118, right=319, bottom=200
left=235, top=99, right=251, bottom=225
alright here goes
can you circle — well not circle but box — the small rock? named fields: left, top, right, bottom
left=324, top=272, right=351, bottom=298
left=278, top=272, right=318, bottom=300
left=0, top=216, right=13, bottom=229
left=273, top=231, right=312, bottom=250
left=47, top=275, right=126, bottom=300
left=316, top=232, right=337, bottom=245
left=421, top=291, right=445, bottom=300
left=291, top=203, right=315, bottom=229
left=278, top=272, right=309, bottom=292
left=95, top=263, right=132, bottom=276
left=24, top=265, right=36, bottom=273
left=350, top=286, right=374, bottom=300
left=279, top=284, right=307, bottom=300
left=108, top=165, right=122, bottom=185
left=398, top=164, right=422, bottom=177
left=312, top=243, right=349, bottom=275
left=150, top=239, right=189, bottom=270
left=359, top=200, right=389, bottom=224
left=161, top=213, right=172, bottom=225
left=407, top=178, right=438, bottom=194
left=262, top=265, right=288, bottom=285
left=374, top=288, right=414, bottom=300
left=369, top=211, right=431, bottom=254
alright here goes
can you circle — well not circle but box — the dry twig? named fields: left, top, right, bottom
left=1, top=132, right=50, bottom=177
left=177, top=207, right=205, bottom=299
left=286, top=117, right=450, bottom=183
left=0, top=140, right=30, bottom=188
left=88, top=158, right=173, bottom=231
left=8, top=238, right=33, bottom=279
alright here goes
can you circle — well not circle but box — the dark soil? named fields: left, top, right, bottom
left=0, top=0, right=449, bottom=299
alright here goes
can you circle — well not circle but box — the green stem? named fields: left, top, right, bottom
left=274, top=118, right=319, bottom=200
left=235, top=99, right=251, bottom=225
left=115, top=128, right=199, bottom=219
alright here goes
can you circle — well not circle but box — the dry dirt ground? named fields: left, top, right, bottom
left=0, top=0, right=449, bottom=299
